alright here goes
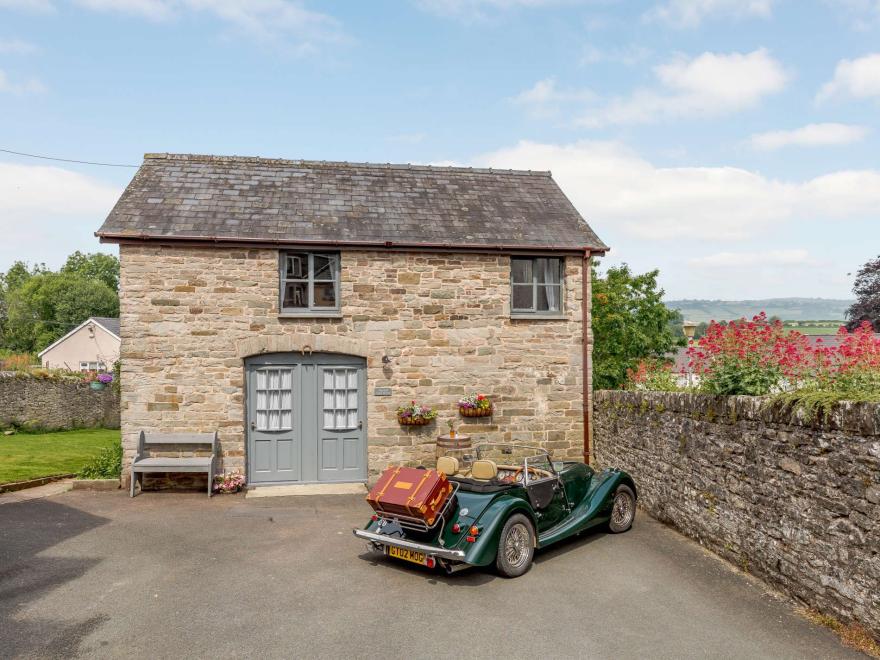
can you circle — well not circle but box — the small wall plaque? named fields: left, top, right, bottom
left=374, top=387, right=392, bottom=397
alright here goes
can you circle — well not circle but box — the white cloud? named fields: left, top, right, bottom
left=645, top=0, right=775, bottom=27
left=0, top=38, right=39, bottom=54
left=0, top=68, right=46, bottom=94
left=825, top=0, right=880, bottom=30
left=576, top=49, right=788, bottom=126
left=511, top=78, right=595, bottom=117
left=416, top=0, right=574, bottom=20
left=0, top=162, right=121, bottom=269
left=0, top=0, right=54, bottom=12
left=817, top=53, right=880, bottom=101
left=749, top=123, right=869, bottom=150
left=73, top=0, right=173, bottom=20
left=472, top=139, right=880, bottom=241
left=689, top=249, right=814, bottom=269
left=15, top=0, right=345, bottom=51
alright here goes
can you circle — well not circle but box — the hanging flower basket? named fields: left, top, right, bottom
left=459, top=406, right=492, bottom=417
left=398, top=415, right=432, bottom=426
left=397, top=401, right=438, bottom=426
left=89, top=381, right=106, bottom=391
left=458, top=393, right=493, bottom=417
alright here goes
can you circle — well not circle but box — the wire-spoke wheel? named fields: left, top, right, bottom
left=608, top=484, right=636, bottom=533
left=496, top=513, right=535, bottom=578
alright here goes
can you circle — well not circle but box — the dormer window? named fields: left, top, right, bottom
left=280, top=252, right=341, bottom=315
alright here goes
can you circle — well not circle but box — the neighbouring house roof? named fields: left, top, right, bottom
left=95, top=153, right=608, bottom=253
left=90, top=317, right=120, bottom=338
left=37, top=317, right=121, bottom=358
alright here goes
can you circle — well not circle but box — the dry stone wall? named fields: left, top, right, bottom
left=594, top=390, right=880, bottom=639
left=0, top=374, right=120, bottom=430
left=120, top=245, right=589, bottom=486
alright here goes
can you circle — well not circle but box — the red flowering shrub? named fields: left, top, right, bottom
left=625, top=359, right=680, bottom=391
left=687, top=314, right=880, bottom=397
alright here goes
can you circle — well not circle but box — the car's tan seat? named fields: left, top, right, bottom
left=436, top=455, right=459, bottom=476
left=470, top=459, right=498, bottom=481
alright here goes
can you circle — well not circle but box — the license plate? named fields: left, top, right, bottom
left=387, top=546, right=428, bottom=566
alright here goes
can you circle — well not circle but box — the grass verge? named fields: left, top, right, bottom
left=797, top=608, right=880, bottom=658
left=0, top=428, right=120, bottom=485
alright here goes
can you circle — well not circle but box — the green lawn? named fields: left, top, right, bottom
left=0, top=428, right=120, bottom=485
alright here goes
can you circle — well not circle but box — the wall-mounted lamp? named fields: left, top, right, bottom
left=381, top=355, right=392, bottom=365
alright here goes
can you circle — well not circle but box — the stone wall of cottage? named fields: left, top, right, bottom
left=119, top=245, right=589, bottom=486
left=594, top=390, right=880, bottom=640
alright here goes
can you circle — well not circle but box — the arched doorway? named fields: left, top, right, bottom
left=245, top=352, right=367, bottom=484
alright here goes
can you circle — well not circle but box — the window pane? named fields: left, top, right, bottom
left=313, top=255, right=336, bottom=281
left=313, top=282, right=337, bottom=308
left=511, top=258, right=532, bottom=284
left=283, top=282, right=308, bottom=308
left=285, top=253, right=309, bottom=279
left=512, top=284, right=534, bottom=310
left=537, top=285, right=562, bottom=312
left=535, top=258, right=561, bottom=284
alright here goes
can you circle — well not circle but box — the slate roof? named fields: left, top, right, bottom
left=91, top=317, right=120, bottom=337
left=96, top=153, right=607, bottom=252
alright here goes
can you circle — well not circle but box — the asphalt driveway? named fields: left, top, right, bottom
left=0, top=490, right=863, bottom=660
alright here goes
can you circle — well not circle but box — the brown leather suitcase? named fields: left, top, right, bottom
left=367, top=466, right=453, bottom=526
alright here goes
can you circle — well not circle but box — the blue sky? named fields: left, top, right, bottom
left=1, top=0, right=879, bottom=300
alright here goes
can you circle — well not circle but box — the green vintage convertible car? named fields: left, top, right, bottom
left=353, top=443, right=637, bottom=577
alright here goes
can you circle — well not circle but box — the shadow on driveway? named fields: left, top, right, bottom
left=0, top=499, right=110, bottom=658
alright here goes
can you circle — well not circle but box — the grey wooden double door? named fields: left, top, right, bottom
left=246, top=353, right=367, bottom=484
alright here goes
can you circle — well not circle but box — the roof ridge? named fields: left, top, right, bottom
left=142, top=153, right=551, bottom=177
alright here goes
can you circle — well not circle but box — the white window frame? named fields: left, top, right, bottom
left=79, top=361, right=106, bottom=372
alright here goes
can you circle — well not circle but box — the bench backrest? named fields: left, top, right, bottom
left=137, top=431, right=218, bottom=454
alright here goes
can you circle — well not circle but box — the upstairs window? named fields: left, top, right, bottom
left=511, top=257, right=564, bottom=316
left=280, top=252, right=340, bottom=314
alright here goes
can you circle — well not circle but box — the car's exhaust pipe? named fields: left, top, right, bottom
left=438, top=558, right=470, bottom=575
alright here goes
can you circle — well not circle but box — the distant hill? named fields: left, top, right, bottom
left=665, top=298, right=854, bottom=323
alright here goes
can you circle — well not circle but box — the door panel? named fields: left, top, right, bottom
left=246, top=354, right=365, bottom=484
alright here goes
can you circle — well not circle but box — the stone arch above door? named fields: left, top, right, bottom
left=236, top=332, right=370, bottom=361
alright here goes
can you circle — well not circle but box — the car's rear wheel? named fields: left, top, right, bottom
left=495, top=513, right=535, bottom=578
left=608, top=484, right=636, bottom=533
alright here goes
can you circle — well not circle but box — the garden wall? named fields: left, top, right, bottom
left=0, top=374, right=120, bottom=430
left=593, top=390, right=879, bottom=640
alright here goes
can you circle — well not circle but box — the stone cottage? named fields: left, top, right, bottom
left=96, top=153, right=608, bottom=488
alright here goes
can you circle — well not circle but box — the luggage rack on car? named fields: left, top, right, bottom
left=374, top=481, right=460, bottom=534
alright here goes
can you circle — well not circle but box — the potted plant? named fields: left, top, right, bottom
left=397, top=401, right=438, bottom=426
left=447, top=419, right=456, bottom=439
left=213, top=472, right=246, bottom=494
left=458, top=393, right=492, bottom=417
left=88, top=372, right=113, bottom=391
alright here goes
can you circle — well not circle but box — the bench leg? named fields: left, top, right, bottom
left=130, top=470, right=137, bottom=497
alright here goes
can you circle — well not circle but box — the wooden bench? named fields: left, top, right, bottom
left=130, top=431, right=218, bottom=498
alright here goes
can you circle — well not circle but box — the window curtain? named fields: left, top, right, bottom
left=543, top=259, right=560, bottom=311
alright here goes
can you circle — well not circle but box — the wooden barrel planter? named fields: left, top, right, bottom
left=459, top=406, right=492, bottom=417
left=436, top=434, right=472, bottom=458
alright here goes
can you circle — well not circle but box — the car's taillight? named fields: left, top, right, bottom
left=451, top=523, right=461, bottom=533
left=426, top=557, right=436, bottom=569
left=466, top=535, right=476, bottom=543
left=371, top=514, right=378, bottom=522
left=469, top=525, right=480, bottom=536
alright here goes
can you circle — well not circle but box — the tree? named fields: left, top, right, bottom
left=846, top=255, right=880, bottom=332
left=591, top=263, right=684, bottom=390
left=3, top=272, right=118, bottom=353
left=61, top=251, right=120, bottom=292
left=0, top=261, right=46, bottom=345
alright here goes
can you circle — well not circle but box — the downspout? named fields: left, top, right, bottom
left=582, top=250, right=592, bottom=465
